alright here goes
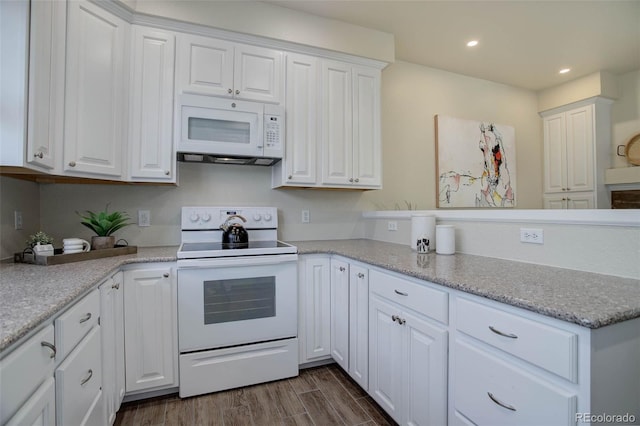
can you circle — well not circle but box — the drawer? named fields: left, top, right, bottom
left=55, top=288, right=100, bottom=361
left=56, top=325, right=102, bottom=426
left=0, top=325, right=55, bottom=425
left=454, top=340, right=577, bottom=426
left=456, top=298, right=578, bottom=382
left=369, top=270, right=448, bottom=324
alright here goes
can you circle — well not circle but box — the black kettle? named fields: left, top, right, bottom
left=220, top=214, right=249, bottom=247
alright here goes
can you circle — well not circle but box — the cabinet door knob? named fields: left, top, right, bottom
left=163, top=272, right=170, bottom=278
left=339, top=266, right=346, bottom=272
left=165, top=170, right=170, bottom=176
left=228, top=88, right=233, bottom=94
left=34, top=152, right=44, bottom=159
left=288, top=175, right=293, bottom=179
left=41, top=341, right=56, bottom=359
left=80, top=369, right=93, bottom=386
left=354, top=178, right=359, bottom=183
left=349, top=178, right=354, bottom=183
left=566, top=187, right=571, bottom=191
left=488, top=325, right=518, bottom=339
left=487, top=392, right=516, bottom=411
left=357, top=272, right=365, bottom=278
left=69, top=161, right=76, bottom=167
left=235, top=89, right=240, bottom=95
left=112, top=282, right=120, bottom=290
left=391, top=314, right=399, bottom=323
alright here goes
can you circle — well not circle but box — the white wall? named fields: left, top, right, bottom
left=363, top=211, right=640, bottom=279
left=362, top=61, right=543, bottom=210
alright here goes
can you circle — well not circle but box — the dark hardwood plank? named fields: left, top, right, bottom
left=136, top=397, right=167, bottom=426
left=355, top=396, right=397, bottom=426
left=113, top=404, right=138, bottom=426
left=245, top=383, right=282, bottom=424
left=311, top=367, right=370, bottom=425
left=288, top=368, right=319, bottom=394
left=223, top=405, right=254, bottom=426
left=281, top=412, right=315, bottom=426
left=192, top=392, right=227, bottom=426
left=165, top=397, right=194, bottom=426
left=267, top=379, right=306, bottom=418
left=298, top=390, right=345, bottom=425
left=327, top=364, right=368, bottom=399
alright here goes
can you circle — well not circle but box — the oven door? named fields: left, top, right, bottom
left=177, top=254, right=297, bottom=353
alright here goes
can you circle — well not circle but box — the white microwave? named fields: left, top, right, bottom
left=176, top=94, right=284, bottom=166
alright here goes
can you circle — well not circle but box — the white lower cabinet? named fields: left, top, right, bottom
left=330, top=258, right=350, bottom=370
left=55, top=325, right=103, bottom=426
left=100, top=272, right=125, bottom=425
left=368, top=270, right=448, bottom=426
left=298, top=255, right=332, bottom=363
left=5, top=377, right=55, bottom=426
left=123, top=265, right=178, bottom=393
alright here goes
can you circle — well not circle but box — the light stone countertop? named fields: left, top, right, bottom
left=293, top=239, right=640, bottom=329
left=0, top=246, right=178, bottom=353
left=2, top=240, right=639, bottom=354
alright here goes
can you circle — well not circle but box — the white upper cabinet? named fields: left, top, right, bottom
left=176, top=34, right=283, bottom=104
left=541, top=98, right=612, bottom=209
left=128, top=26, right=176, bottom=182
left=351, top=66, right=382, bottom=187
left=64, top=0, right=128, bottom=178
left=26, top=0, right=66, bottom=172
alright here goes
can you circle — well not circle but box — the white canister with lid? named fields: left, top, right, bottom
left=411, top=214, right=435, bottom=252
left=435, top=225, right=455, bottom=255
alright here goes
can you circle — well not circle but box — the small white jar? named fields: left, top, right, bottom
left=435, top=225, right=455, bottom=255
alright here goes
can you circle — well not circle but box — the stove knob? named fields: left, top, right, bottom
left=189, top=212, right=200, bottom=222
left=201, top=213, right=211, bottom=222
left=253, top=213, right=262, bottom=221
left=263, top=213, right=272, bottom=222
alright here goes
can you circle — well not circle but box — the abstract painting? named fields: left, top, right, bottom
left=436, top=115, right=516, bottom=208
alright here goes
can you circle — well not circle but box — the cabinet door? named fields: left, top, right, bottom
left=565, top=105, right=594, bottom=193
left=283, top=53, right=318, bottom=185
left=5, top=377, right=55, bottom=426
left=369, top=295, right=403, bottom=424
left=543, top=113, right=567, bottom=194
left=300, top=256, right=332, bottom=363
left=176, top=34, right=234, bottom=97
left=348, top=264, right=369, bottom=390
left=234, top=44, right=283, bottom=103
left=124, top=267, right=177, bottom=392
left=567, top=193, right=594, bottom=209
left=99, top=272, right=125, bottom=425
left=404, top=310, right=448, bottom=426
left=321, top=60, right=353, bottom=185
left=64, top=0, right=126, bottom=177
left=26, top=0, right=65, bottom=171
left=330, top=259, right=350, bottom=371
left=352, top=66, right=381, bottom=188
left=129, top=26, right=175, bottom=182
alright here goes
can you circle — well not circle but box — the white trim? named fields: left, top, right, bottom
left=539, top=96, right=615, bottom=117
left=362, top=209, right=640, bottom=227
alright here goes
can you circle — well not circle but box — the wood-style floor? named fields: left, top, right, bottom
left=114, top=364, right=397, bottom=426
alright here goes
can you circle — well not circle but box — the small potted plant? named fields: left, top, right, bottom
left=26, top=231, right=54, bottom=249
left=77, top=204, right=131, bottom=250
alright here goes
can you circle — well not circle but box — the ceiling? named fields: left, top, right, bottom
left=265, top=0, right=640, bottom=91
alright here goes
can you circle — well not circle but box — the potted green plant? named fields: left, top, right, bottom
left=26, top=231, right=54, bottom=248
left=77, top=205, right=131, bottom=250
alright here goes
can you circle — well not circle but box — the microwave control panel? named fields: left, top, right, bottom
left=264, top=115, right=281, bottom=150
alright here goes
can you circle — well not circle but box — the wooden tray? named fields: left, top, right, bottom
left=15, top=245, right=137, bottom=266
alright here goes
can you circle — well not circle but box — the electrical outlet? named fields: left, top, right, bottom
left=301, top=210, right=310, bottom=224
left=387, top=221, right=398, bottom=231
left=14, top=211, right=23, bottom=230
left=138, top=210, right=151, bottom=227
left=520, top=228, right=543, bottom=244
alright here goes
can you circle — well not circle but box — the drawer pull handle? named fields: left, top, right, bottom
left=79, top=313, right=92, bottom=324
left=488, top=325, right=518, bottom=339
left=41, top=341, right=56, bottom=358
left=394, top=289, right=408, bottom=296
left=163, top=272, right=170, bottom=278
left=487, top=392, right=516, bottom=411
left=357, top=272, right=365, bottom=279
left=81, top=369, right=93, bottom=386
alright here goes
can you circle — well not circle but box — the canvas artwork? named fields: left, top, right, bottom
left=436, top=115, right=516, bottom=208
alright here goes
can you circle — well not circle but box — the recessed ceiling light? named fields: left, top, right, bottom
left=559, top=68, right=571, bottom=74
left=466, top=40, right=479, bottom=47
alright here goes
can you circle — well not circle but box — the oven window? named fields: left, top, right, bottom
left=203, top=277, right=275, bottom=324
left=188, top=117, right=250, bottom=144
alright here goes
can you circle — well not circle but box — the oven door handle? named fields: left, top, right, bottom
left=177, top=254, right=298, bottom=268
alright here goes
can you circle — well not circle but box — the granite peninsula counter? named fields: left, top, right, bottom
left=2, top=240, right=639, bottom=354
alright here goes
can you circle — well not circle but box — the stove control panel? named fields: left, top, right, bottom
left=182, top=206, right=278, bottom=230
